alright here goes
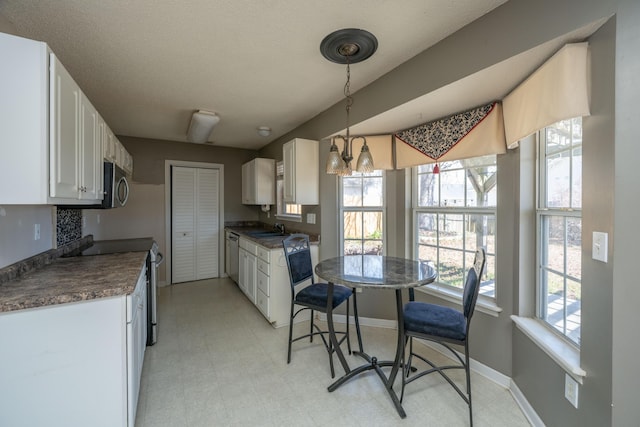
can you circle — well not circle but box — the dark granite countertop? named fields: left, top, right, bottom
left=0, top=251, right=148, bottom=313
left=225, top=225, right=319, bottom=249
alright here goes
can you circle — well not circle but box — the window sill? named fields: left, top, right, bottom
left=511, top=315, right=586, bottom=382
left=416, top=284, right=503, bottom=317
left=274, top=214, right=302, bottom=223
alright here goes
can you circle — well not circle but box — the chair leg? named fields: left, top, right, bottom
left=287, top=302, right=294, bottom=364
left=352, top=288, right=363, bottom=353
left=465, top=342, right=473, bottom=427
left=346, top=297, right=352, bottom=354
left=309, top=309, right=314, bottom=343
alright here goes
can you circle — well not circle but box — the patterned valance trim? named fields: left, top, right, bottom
left=394, top=102, right=497, bottom=161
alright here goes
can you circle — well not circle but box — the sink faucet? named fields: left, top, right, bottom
left=274, top=223, right=285, bottom=235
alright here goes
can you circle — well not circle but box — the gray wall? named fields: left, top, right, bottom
left=256, top=0, right=637, bottom=424
left=611, top=0, right=640, bottom=425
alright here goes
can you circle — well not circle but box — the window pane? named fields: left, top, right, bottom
left=482, top=253, right=496, bottom=298
left=567, top=218, right=581, bottom=281
left=438, top=248, right=465, bottom=289
left=439, top=214, right=463, bottom=250
left=566, top=278, right=581, bottom=345
left=417, top=244, right=437, bottom=264
left=343, top=212, right=362, bottom=239
left=417, top=213, right=437, bottom=245
left=417, top=171, right=439, bottom=207
left=571, top=147, right=582, bottom=209
left=363, top=240, right=383, bottom=255
left=344, top=240, right=362, bottom=255
left=363, top=177, right=383, bottom=206
left=440, top=169, right=465, bottom=207
left=546, top=151, right=571, bottom=208
left=545, top=216, right=565, bottom=274
left=362, top=211, right=383, bottom=240
left=343, top=177, right=362, bottom=207
left=466, top=164, right=497, bottom=207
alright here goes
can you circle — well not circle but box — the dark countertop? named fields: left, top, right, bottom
left=0, top=251, right=148, bottom=313
left=225, top=225, right=319, bottom=249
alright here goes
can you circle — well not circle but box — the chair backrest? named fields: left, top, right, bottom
left=282, top=234, right=314, bottom=288
left=462, top=248, right=486, bottom=321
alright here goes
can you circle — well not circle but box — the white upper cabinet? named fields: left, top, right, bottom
left=242, top=158, right=275, bottom=205
left=0, top=32, right=108, bottom=204
left=283, top=138, right=319, bottom=205
left=49, top=54, right=81, bottom=199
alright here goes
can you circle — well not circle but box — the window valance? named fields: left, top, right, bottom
left=394, top=102, right=506, bottom=169
left=502, top=42, right=590, bottom=148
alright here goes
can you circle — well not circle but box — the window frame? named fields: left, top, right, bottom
left=411, top=157, right=499, bottom=308
left=535, top=118, right=583, bottom=348
left=339, top=170, right=386, bottom=256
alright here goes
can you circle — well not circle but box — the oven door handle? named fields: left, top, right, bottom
left=155, top=252, right=164, bottom=267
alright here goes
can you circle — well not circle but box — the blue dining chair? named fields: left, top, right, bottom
left=282, top=234, right=361, bottom=378
left=401, top=248, right=486, bottom=426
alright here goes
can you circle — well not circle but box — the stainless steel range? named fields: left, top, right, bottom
left=75, top=238, right=163, bottom=345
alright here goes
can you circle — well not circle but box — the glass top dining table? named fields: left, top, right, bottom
left=314, top=255, right=437, bottom=418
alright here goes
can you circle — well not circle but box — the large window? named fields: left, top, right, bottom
left=340, top=170, right=385, bottom=255
left=414, top=155, right=496, bottom=298
left=537, top=118, right=582, bottom=346
left=275, top=161, right=301, bottom=220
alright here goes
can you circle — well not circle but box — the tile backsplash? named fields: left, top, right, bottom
left=56, top=208, right=82, bottom=246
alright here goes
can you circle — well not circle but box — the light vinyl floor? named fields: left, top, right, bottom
left=135, top=278, right=530, bottom=427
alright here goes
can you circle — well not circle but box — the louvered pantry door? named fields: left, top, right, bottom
left=171, top=166, right=220, bottom=283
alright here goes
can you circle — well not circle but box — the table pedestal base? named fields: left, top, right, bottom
left=327, top=352, right=406, bottom=419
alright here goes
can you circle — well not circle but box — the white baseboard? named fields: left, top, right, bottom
left=317, top=313, right=541, bottom=424
left=510, top=381, right=545, bottom=426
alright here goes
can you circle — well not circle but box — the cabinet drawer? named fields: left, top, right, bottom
left=256, top=289, right=269, bottom=318
left=239, top=238, right=258, bottom=255
left=257, top=258, right=270, bottom=276
left=257, top=269, right=269, bottom=296
left=257, top=246, right=270, bottom=262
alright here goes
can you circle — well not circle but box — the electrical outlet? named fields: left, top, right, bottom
left=34, top=223, right=41, bottom=240
left=565, top=374, right=579, bottom=408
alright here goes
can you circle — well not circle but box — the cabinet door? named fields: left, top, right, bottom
left=80, top=94, right=100, bottom=199
left=238, top=248, right=248, bottom=293
left=50, top=54, right=80, bottom=199
left=246, top=253, right=257, bottom=304
left=283, top=140, right=295, bottom=203
left=241, top=161, right=254, bottom=204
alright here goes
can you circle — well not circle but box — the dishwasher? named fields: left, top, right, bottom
left=226, top=231, right=240, bottom=284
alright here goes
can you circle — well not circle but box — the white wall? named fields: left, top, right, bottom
left=0, top=205, right=54, bottom=268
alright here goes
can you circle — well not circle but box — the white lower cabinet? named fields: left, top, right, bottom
left=127, top=267, right=147, bottom=427
left=238, top=238, right=257, bottom=303
left=0, top=266, right=147, bottom=427
left=238, top=237, right=317, bottom=328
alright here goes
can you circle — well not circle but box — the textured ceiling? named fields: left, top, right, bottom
left=0, top=0, right=515, bottom=149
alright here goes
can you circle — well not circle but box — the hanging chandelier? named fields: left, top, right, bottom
left=320, top=28, right=377, bottom=176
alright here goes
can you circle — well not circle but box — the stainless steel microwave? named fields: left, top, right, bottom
left=64, top=162, right=129, bottom=209
left=102, top=162, right=129, bottom=208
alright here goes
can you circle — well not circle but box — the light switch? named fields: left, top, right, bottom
left=306, top=213, right=316, bottom=224
left=592, top=231, right=608, bottom=263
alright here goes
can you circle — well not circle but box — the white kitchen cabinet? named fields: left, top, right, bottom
left=242, top=158, right=275, bottom=205
left=127, top=267, right=147, bottom=427
left=239, top=237, right=257, bottom=303
left=283, top=138, right=319, bottom=205
left=103, top=123, right=118, bottom=162
left=240, top=237, right=317, bottom=328
left=0, top=263, right=148, bottom=427
left=0, top=32, right=105, bottom=205
left=50, top=56, right=103, bottom=201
